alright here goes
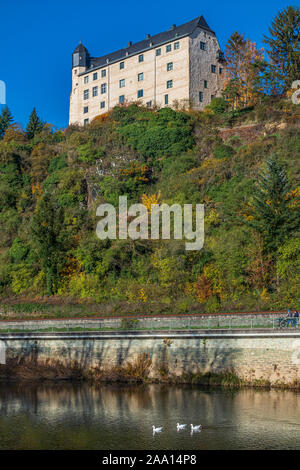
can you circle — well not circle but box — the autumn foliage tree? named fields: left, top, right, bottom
left=224, top=32, right=264, bottom=108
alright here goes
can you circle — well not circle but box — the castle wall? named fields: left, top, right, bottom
left=189, top=28, right=225, bottom=109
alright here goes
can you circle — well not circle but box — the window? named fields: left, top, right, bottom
left=137, top=89, right=143, bottom=98
left=83, top=106, right=88, bottom=113
left=119, top=79, right=125, bottom=88
left=156, top=48, right=161, bottom=56
left=199, top=92, right=203, bottom=102
left=138, top=54, right=144, bottom=62
left=166, top=79, right=173, bottom=89
left=204, top=80, right=208, bottom=89
left=211, top=65, right=216, bottom=73
left=164, top=94, right=169, bottom=105
left=200, top=42, right=206, bottom=51
left=120, top=61, right=124, bottom=69
left=84, top=76, right=89, bottom=84
left=167, top=62, right=173, bottom=71
left=84, top=118, right=89, bottom=126
left=92, top=86, right=98, bottom=97
left=211, top=95, right=215, bottom=100
left=219, top=67, right=223, bottom=75
left=166, top=44, right=171, bottom=53
left=101, top=83, right=107, bottom=94
left=146, top=101, right=152, bottom=107
left=93, top=72, right=98, bottom=80
left=101, top=69, right=106, bottom=78
left=100, top=101, right=105, bottom=109
left=138, top=72, right=144, bottom=81
left=83, top=89, right=89, bottom=100
left=174, top=41, right=180, bottom=50
left=119, top=95, right=125, bottom=104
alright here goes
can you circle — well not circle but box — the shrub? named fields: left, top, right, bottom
left=214, top=143, right=235, bottom=159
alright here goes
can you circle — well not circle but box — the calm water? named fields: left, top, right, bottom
left=0, top=382, right=299, bottom=450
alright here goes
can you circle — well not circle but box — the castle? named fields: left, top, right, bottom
left=69, top=16, right=225, bottom=125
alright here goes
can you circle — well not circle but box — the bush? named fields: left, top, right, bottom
left=207, top=97, right=229, bottom=115
left=214, top=144, right=235, bottom=159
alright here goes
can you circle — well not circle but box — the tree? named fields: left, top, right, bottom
left=31, top=193, right=65, bottom=295
left=264, top=6, right=300, bottom=91
left=244, top=156, right=300, bottom=256
left=224, top=32, right=265, bottom=108
left=0, top=106, right=13, bottom=138
left=26, top=108, right=44, bottom=140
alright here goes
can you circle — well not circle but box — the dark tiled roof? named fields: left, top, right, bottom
left=80, top=15, right=215, bottom=74
left=73, top=42, right=89, bottom=53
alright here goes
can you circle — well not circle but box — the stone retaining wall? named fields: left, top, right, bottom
left=1, top=330, right=300, bottom=386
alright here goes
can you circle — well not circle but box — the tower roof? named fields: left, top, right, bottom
left=73, top=41, right=89, bottom=54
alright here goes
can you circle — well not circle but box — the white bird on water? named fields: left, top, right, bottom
left=177, top=423, right=187, bottom=430
left=190, top=424, right=202, bottom=431
left=152, top=425, right=163, bottom=433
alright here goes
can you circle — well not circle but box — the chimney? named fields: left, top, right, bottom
left=146, top=33, right=151, bottom=39
left=128, top=41, right=132, bottom=47
left=170, top=24, right=176, bottom=30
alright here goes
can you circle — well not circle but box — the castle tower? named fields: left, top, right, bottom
left=69, top=42, right=90, bottom=124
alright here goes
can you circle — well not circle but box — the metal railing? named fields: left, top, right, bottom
left=0, top=313, right=297, bottom=333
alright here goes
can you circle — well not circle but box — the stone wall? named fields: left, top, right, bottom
left=1, top=331, right=300, bottom=386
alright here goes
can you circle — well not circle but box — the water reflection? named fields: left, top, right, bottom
left=0, top=382, right=299, bottom=449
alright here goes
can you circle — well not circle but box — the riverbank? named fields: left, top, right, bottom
left=1, top=354, right=300, bottom=391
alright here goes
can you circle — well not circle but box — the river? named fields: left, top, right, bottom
left=0, top=382, right=299, bottom=450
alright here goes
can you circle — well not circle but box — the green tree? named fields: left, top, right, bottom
left=31, top=193, right=65, bottom=295
left=0, top=106, right=13, bottom=138
left=263, top=6, right=300, bottom=91
left=26, top=108, right=44, bottom=140
left=245, top=156, right=300, bottom=256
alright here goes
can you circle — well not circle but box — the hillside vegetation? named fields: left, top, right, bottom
left=0, top=98, right=299, bottom=318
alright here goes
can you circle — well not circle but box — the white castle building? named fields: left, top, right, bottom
left=69, top=15, right=225, bottom=125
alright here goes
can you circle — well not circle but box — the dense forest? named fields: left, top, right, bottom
left=0, top=6, right=299, bottom=318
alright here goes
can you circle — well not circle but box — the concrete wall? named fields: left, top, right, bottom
left=1, top=331, right=300, bottom=385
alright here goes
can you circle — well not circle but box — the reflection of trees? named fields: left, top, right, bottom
left=0, top=383, right=299, bottom=449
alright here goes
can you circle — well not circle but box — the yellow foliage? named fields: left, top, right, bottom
left=260, top=287, right=270, bottom=301
left=141, top=190, right=161, bottom=211
left=32, top=183, right=42, bottom=196
left=139, top=288, right=148, bottom=302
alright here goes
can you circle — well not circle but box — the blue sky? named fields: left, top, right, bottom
left=0, top=0, right=294, bottom=129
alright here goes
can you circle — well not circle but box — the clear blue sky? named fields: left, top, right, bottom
left=0, top=0, right=294, bottom=129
